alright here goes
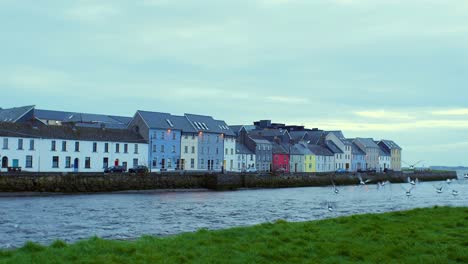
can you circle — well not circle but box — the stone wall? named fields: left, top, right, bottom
left=0, top=170, right=457, bottom=193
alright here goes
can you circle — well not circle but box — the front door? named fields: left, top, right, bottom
left=1, top=156, right=8, bottom=168
left=114, top=159, right=119, bottom=166
left=12, top=159, right=19, bottom=167
left=74, top=158, right=79, bottom=171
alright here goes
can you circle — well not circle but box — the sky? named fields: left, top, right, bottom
left=1, top=0, right=468, bottom=166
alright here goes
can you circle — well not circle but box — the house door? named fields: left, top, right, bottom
left=114, top=159, right=119, bottom=166
left=12, top=159, right=19, bottom=167
left=74, top=158, right=79, bottom=171
left=1, top=156, right=8, bottom=168
left=180, top=159, right=185, bottom=170
left=346, top=163, right=350, bottom=170
left=161, top=159, right=165, bottom=169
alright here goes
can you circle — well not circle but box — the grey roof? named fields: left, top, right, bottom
left=355, top=138, right=380, bottom=148
left=379, top=147, right=391, bottom=156
left=303, top=130, right=325, bottom=145
left=289, top=131, right=309, bottom=141
left=171, top=115, right=197, bottom=133
left=379, top=139, right=402, bottom=150
left=214, top=119, right=235, bottom=137
left=327, top=130, right=351, bottom=145
left=325, top=140, right=344, bottom=154
left=248, top=135, right=272, bottom=145
left=351, top=142, right=366, bottom=156
left=295, top=143, right=313, bottom=155
left=136, top=111, right=175, bottom=130
left=36, top=109, right=132, bottom=128
left=185, top=113, right=230, bottom=134
left=308, top=144, right=334, bottom=156
left=288, top=143, right=305, bottom=155
left=272, top=142, right=288, bottom=154
left=0, top=105, right=35, bottom=123
left=236, top=143, right=254, bottom=155
left=0, top=122, right=146, bottom=143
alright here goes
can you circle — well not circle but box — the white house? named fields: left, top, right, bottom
left=325, top=131, right=352, bottom=171
left=0, top=123, right=148, bottom=172
left=235, top=143, right=256, bottom=172
left=378, top=147, right=391, bottom=172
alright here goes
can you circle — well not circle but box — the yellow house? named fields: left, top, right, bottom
left=296, top=143, right=316, bottom=172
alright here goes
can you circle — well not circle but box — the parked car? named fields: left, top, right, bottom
left=104, top=166, right=126, bottom=173
left=384, top=168, right=394, bottom=173
left=335, top=168, right=347, bottom=173
left=129, top=165, right=149, bottom=174
left=246, top=167, right=257, bottom=173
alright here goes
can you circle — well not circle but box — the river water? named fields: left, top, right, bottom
left=0, top=172, right=467, bottom=249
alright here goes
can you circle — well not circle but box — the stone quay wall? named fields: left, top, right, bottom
left=0, top=170, right=457, bottom=193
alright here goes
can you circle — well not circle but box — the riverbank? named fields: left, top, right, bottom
left=0, top=206, right=466, bottom=263
left=0, top=170, right=457, bottom=193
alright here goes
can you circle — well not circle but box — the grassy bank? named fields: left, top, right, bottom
left=1, top=207, right=467, bottom=263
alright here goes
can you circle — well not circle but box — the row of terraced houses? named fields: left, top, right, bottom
left=0, top=106, right=402, bottom=173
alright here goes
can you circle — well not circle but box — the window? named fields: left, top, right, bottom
left=190, top=158, right=195, bottom=169
left=231, top=149, right=234, bottom=155
left=51, top=140, right=56, bottom=151
left=160, top=132, right=165, bottom=140
left=191, top=146, right=195, bottom=154
left=26, top=155, right=33, bottom=168
left=184, top=146, right=188, bottom=153
left=74, top=141, right=79, bottom=152
left=168, top=159, right=172, bottom=168
left=2, top=138, right=8, bottom=149
left=52, top=156, right=59, bottom=168
left=225, top=148, right=228, bottom=155
left=18, top=139, right=23, bottom=150
left=85, top=157, right=91, bottom=168
left=62, top=141, right=67, bottom=152
left=172, top=133, right=176, bottom=140
left=133, top=158, right=138, bottom=167
left=184, top=134, right=188, bottom=139
left=104, top=143, right=109, bottom=153
left=152, top=158, right=157, bottom=168
left=201, top=147, right=204, bottom=154
left=93, top=142, right=97, bottom=153
left=103, top=157, right=108, bottom=168
left=124, top=144, right=128, bottom=153
left=172, top=145, right=176, bottom=153
left=166, top=119, right=174, bottom=127
left=161, top=145, right=165, bottom=153
left=200, top=159, right=204, bottom=169
left=152, top=144, right=157, bottom=152
left=65, top=157, right=71, bottom=168
left=216, top=148, right=219, bottom=155
left=29, top=139, right=35, bottom=150
left=192, top=134, right=195, bottom=140
left=134, top=144, right=138, bottom=154
left=115, top=143, right=120, bottom=153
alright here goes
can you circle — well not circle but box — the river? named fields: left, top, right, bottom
left=0, top=172, right=467, bottom=249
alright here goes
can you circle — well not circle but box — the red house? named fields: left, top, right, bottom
left=272, top=143, right=290, bottom=173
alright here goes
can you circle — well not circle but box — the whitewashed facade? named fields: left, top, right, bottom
left=224, top=136, right=236, bottom=171
left=180, top=133, right=198, bottom=170
left=0, top=136, right=148, bottom=172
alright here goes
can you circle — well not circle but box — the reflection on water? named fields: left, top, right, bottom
left=0, top=172, right=467, bottom=249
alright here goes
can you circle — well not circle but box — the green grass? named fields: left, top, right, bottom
left=1, top=207, right=467, bottom=264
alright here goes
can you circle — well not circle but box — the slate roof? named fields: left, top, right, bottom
left=308, top=144, right=334, bottom=156
left=325, top=140, right=344, bottom=154
left=136, top=111, right=174, bottom=130
left=303, top=130, right=325, bottom=145
left=35, top=109, right=132, bottom=129
left=289, top=131, right=308, bottom=141
left=272, top=142, right=288, bottom=154
left=185, top=113, right=231, bottom=135
left=379, top=139, right=402, bottom=150
left=0, top=105, right=35, bottom=123
left=214, top=119, right=235, bottom=137
left=355, top=138, right=380, bottom=148
left=378, top=147, right=391, bottom=156
left=236, top=143, right=254, bottom=155
left=0, top=122, right=146, bottom=143
left=248, top=135, right=272, bottom=145
left=295, top=143, right=313, bottom=155
left=327, top=130, right=351, bottom=145
left=171, top=115, right=197, bottom=133
left=351, top=142, right=366, bottom=156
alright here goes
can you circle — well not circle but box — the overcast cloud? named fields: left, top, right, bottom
left=1, top=0, right=467, bottom=166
